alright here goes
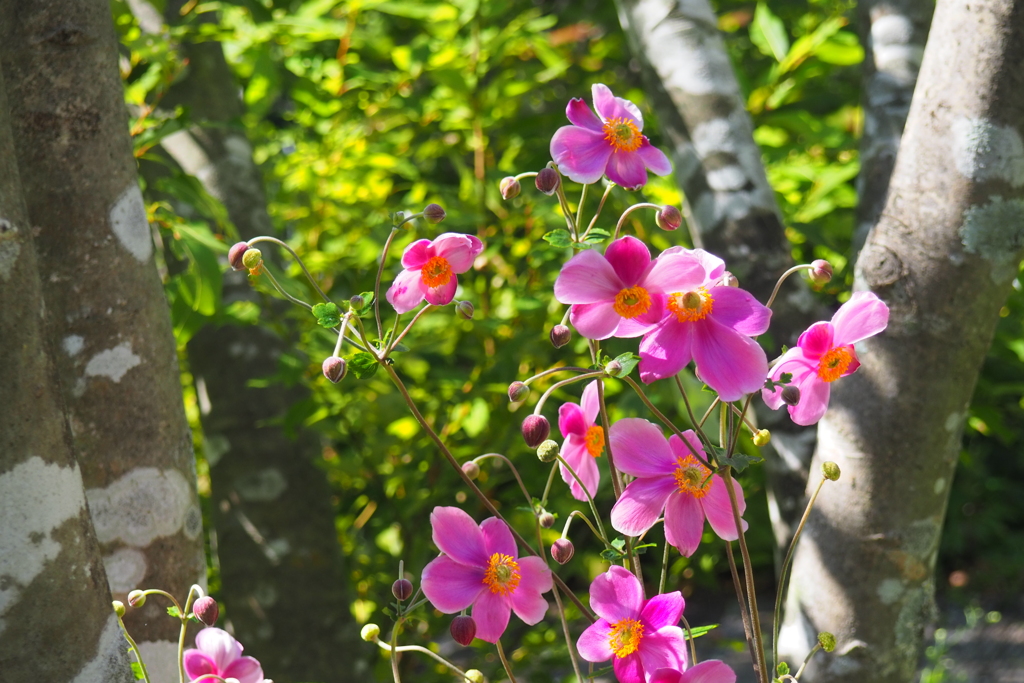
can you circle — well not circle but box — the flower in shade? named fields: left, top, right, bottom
left=554, top=236, right=704, bottom=340
left=762, top=291, right=889, bottom=426
left=638, top=248, right=771, bottom=402
left=558, top=380, right=604, bottom=501
left=184, top=628, right=264, bottom=683
left=577, top=566, right=688, bottom=683
left=387, top=233, right=484, bottom=313
left=609, top=419, right=747, bottom=557
left=551, top=84, right=672, bottom=190
left=648, top=662, right=737, bottom=683
left=421, top=507, right=553, bottom=643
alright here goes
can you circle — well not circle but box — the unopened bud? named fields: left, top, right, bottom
left=752, top=429, right=771, bottom=447
left=462, top=461, right=480, bottom=480
left=655, top=205, right=682, bottom=231
left=522, top=415, right=551, bottom=448
left=536, top=439, right=559, bottom=463
left=361, top=624, right=381, bottom=641
left=393, top=211, right=408, bottom=226
left=818, top=631, right=836, bottom=652
left=681, top=291, right=702, bottom=310
left=719, top=271, right=739, bottom=288
left=499, top=176, right=521, bottom=200
left=465, top=670, right=485, bottom=683
left=127, top=590, right=146, bottom=607
left=192, top=596, right=219, bottom=626
left=423, top=203, right=446, bottom=224
left=241, top=248, right=263, bottom=271
left=550, top=324, right=571, bottom=349
left=450, top=615, right=477, bottom=646
left=508, top=381, right=530, bottom=403
left=113, top=600, right=126, bottom=617
left=392, top=578, right=414, bottom=601
left=822, top=461, right=841, bottom=482
left=322, top=356, right=347, bottom=383
left=228, top=242, right=250, bottom=271
left=349, top=294, right=366, bottom=310
left=809, top=260, right=833, bottom=286
left=605, top=359, right=624, bottom=377
left=551, top=538, right=574, bottom=565
left=781, top=385, right=801, bottom=406
left=539, top=512, right=555, bottom=529
left=535, top=168, right=560, bottom=195
left=456, top=300, right=474, bottom=319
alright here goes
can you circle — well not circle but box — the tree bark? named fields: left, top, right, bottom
left=0, top=1, right=204, bottom=678
left=0, top=63, right=133, bottom=683
left=780, top=1, right=1024, bottom=681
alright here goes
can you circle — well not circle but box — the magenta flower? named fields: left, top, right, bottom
left=420, top=507, right=552, bottom=643
left=609, top=419, right=747, bottom=557
left=558, top=380, right=604, bottom=501
left=554, top=236, right=704, bottom=340
left=638, top=248, right=771, bottom=402
left=551, top=84, right=672, bottom=189
left=387, top=232, right=484, bottom=313
left=763, top=291, right=889, bottom=426
left=183, top=627, right=264, bottom=683
left=649, top=662, right=737, bottom=683
left=577, top=566, right=688, bottom=683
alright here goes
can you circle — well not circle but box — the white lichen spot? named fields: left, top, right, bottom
left=945, top=412, right=965, bottom=432
left=951, top=117, right=1024, bottom=187
left=960, top=196, right=1024, bottom=282
left=63, top=334, right=85, bottom=356
left=0, top=218, right=20, bottom=282
left=109, top=184, right=153, bottom=263
left=183, top=505, right=203, bottom=540
left=87, top=468, right=193, bottom=547
left=136, top=640, right=179, bottom=683
left=934, top=478, right=946, bottom=495
left=235, top=468, right=288, bottom=502
left=877, top=577, right=905, bottom=605
left=706, top=165, right=748, bottom=191
left=72, top=613, right=134, bottom=683
left=225, top=134, right=254, bottom=161
left=102, top=547, right=147, bottom=593
left=872, top=13, right=913, bottom=45
left=84, top=342, right=141, bottom=383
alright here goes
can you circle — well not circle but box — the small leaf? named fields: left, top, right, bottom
left=718, top=451, right=764, bottom=473
left=130, top=661, right=146, bottom=680
left=777, top=662, right=791, bottom=676
left=166, top=605, right=181, bottom=618
left=312, top=302, right=342, bottom=328
left=684, top=623, right=719, bottom=640
left=751, top=3, right=789, bottom=62
left=612, top=352, right=640, bottom=377
left=349, top=352, right=380, bottom=379
left=583, top=228, right=611, bottom=244
left=542, top=229, right=573, bottom=248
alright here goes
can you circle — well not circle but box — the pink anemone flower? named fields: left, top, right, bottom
left=638, top=248, right=771, bottom=402
left=558, top=380, right=604, bottom=501
left=609, top=419, right=747, bottom=557
left=554, top=236, right=705, bottom=340
left=550, top=84, right=672, bottom=190
left=420, top=507, right=552, bottom=643
left=763, top=291, right=890, bottom=425
left=649, top=662, right=737, bottom=683
left=183, top=627, right=264, bottom=683
left=387, top=232, right=484, bottom=313
left=577, top=565, right=689, bottom=683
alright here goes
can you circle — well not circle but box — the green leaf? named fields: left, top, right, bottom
left=130, top=661, right=146, bottom=680
left=718, top=451, right=764, bottom=473
left=583, top=228, right=611, bottom=244
left=777, top=661, right=791, bottom=676
left=684, top=623, right=719, bottom=640
left=763, top=372, right=793, bottom=392
left=166, top=605, right=181, bottom=618
left=542, top=229, right=572, bottom=249
left=751, top=3, right=789, bottom=62
left=349, top=352, right=380, bottom=379
left=612, top=352, right=640, bottom=377
left=312, top=302, right=341, bottom=328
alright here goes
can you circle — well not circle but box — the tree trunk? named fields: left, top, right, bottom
left=0, top=63, right=133, bottom=683
left=780, top=1, right=1024, bottom=681
left=0, top=1, right=204, bottom=678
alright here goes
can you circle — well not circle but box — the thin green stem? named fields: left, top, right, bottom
left=673, top=375, right=713, bottom=448
left=374, top=227, right=400, bottom=339
left=659, top=534, right=671, bottom=595
left=474, top=453, right=535, bottom=510
left=246, top=235, right=331, bottom=303
left=726, top=540, right=759, bottom=680
left=555, top=455, right=609, bottom=544
left=533, top=372, right=605, bottom=415
left=766, top=264, right=815, bottom=309
left=551, top=583, right=584, bottom=683
left=495, top=639, right=518, bottom=683
left=261, top=266, right=313, bottom=311
left=389, top=617, right=403, bottom=683
left=540, top=462, right=559, bottom=506
left=793, top=643, right=823, bottom=679
left=372, top=637, right=475, bottom=681
left=116, top=614, right=151, bottom=683
left=553, top=173, right=579, bottom=238
left=523, top=366, right=592, bottom=386
left=561, top=509, right=609, bottom=548
left=621, top=376, right=712, bottom=470
left=386, top=304, right=433, bottom=356
left=575, top=182, right=588, bottom=231
left=581, top=183, right=615, bottom=241
left=680, top=614, right=698, bottom=666
left=611, top=202, right=660, bottom=240
left=177, top=585, right=202, bottom=683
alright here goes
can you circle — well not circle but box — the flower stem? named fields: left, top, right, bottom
left=681, top=614, right=699, bottom=666
left=374, top=227, right=400, bottom=339
left=726, top=540, right=759, bottom=680
left=246, top=235, right=332, bottom=303
left=474, top=453, right=535, bottom=511
left=372, top=637, right=476, bottom=681
left=580, top=182, right=615, bottom=241
left=554, top=455, right=609, bottom=544
left=178, top=585, right=202, bottom=683
left=793, top=643, right=823, bottom=679
left=385, top=304, right=432, bottom=356
left=611, top=202, right=660, bottom=240
left=116, top=613, right=151, bottom=683
left=532, top=371, right=605, bottom=415
left=260, top=266, right=313, bottom=311
left=766, top=264, right=814, bottom=309
left=673, top=375, right=713, bottom=449
left=622, top=376, right=712, bottom=469
left=575, top=182, right=588, bottom=232
left=522, top=366, right=592, bottom=386
left=495, top=639, right=518, bottom=683
left=540, top=462, right=558, bottom=506
left=658, top=533, right=671, bottom=595
left=561, top=509, right=609, bottom=548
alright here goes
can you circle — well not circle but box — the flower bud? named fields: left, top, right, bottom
left=113, top=600, right=126, bottom=617
left=605, top=359, right=624, bottom=377
left=465, top=670, right=485, bottom=683
left=456, top=300, right=474, bottom=320
left=393, top=211, right=408, bottom=226
left=809, top=260, right=833, bottom=286
left=423, top=203, right=446, bottom=224
left=349, top=294, right=366, bottom=310
left=719, top=271, right=739, bottom=288
left=522, top=415, right=550, bottom=448
left=322, top=356, right=347, bottom=384
left=192, top=596, right=219, bottom=626
left=535, top=168, right=560, bottom=195
left=536, top=439, right=559, bottom=463
left=752, top=429, right=771, bottom=447
left=821, top=461, right=841, bottom=482
left=462, top=461, right=481, bottom=480
left=361, top=624, right=381, bottom=641
left=450, top=615, right=477, bottom=646
left=241, top=248, right=263, bottom=271
left=655, top=205, right=682, bottom=231
left=228, top=242, right=250, bottom=271
left=549, top=324, right=572, bottom=349
left=392, top=578, right=414, bottom=601
left=818, top=631, right=837, bottom=652
left=508, top=381, right=530, bottom=403
left=499, top=176, right=521, bottom=200
left=127, top=590, right=146, bottom=607
left=781, top=385, right=801, bottom=406
left=551, top=539, right=574, bottom=565
left=539, top=512, right=555, bottom=529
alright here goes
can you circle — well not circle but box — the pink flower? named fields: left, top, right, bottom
left=420, top=507, right=553, bottom=643
left=558, top=380, right=604, bottom=500
left=554, top=236, right=705, bottom=340
left=551, top=84, right=672, bottom=189
left=762, top=291, right=889, bottom=425
left=609, top=419, right=747, bottom=557
left=649, top=662, right=737, bottom=683
left=387, top=233, right=484, bottom=313
left=577, top=566, right=688, bottom=683
left=638, top=248, right=771, bottom=402
left=183, top=628, right=264, bottom=683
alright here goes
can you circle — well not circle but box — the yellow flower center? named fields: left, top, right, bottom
left=421, top=256, right=453, bottom=288
left=608, top=618, right=645, bottom=658
left=613, top=286, right=652, bottom=319
left=816, top=346, right=853, bottom=383
left=585, top=425, right=605, bottom=458
left=603, top=117, right=643, bottom=152
left=673, top=454, right=712, bottom=499
left=667, top=287, right=714, bottom=323
left=482, top=553, right=521, bottom=596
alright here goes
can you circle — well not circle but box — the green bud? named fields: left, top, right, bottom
left=456, top=300, right=474, bottom=320
left=776, top=662, right=790, bottom=676
left=127, top=589, right=146, bottom=607
left=822, top=461, right=841, bottom=481
left=605, top=359, right=624, bottom=377
left=752, top=429, right=771, bottom=447
left=113, top=601, right=126, bottom=617
left=461, top=461, right=480, bottom=480
left=349, top=294, right=366, bottom=310
left=241, top=248, right=263, bottom=270
left=465, top=669, right=486, bottom=683
left=361, top=623, right=381, bottom=641
left=536, top=439, right=559, bottom=463
left=818, top=631, right=836, bottom=652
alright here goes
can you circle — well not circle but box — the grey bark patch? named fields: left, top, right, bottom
left=0, top=217, right=20, bottom=281
left=71, top=613, right=135, bottom=683
left=235, top=468, right=288, bottom=502
left=960, top=196, right=1024, bottom=282
left=63, top=334, right=85, bottom=356
left=951, top=117, right=1024, bottom=187
left=109, top=184, right=153, bottom=262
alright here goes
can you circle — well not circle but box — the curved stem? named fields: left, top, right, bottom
left=261, top=266, right=313, bottom=311
left=621, top=376, right=712, bottom=470
left=674, top=375, right=712, bottom=447
left=766, top=264, right=814, bottom=309
left=561, top=509, right=610, bottom=548
left=723, top=467, right=767, bottom=683
left=575, top=182, right=588, bottom=231
left=580, top=182, right=615, bottom=241
left=372, top=637, right=475, bottom=681
left=374, top=227, right=400, bottom=339
left=116, top=614, right=151, bottom=683
left=540, top=462, right=558, bottom=507
left=474, top=453, right=535, bottom=511
left=532, top=372, right=605, bottom=415
left=386, top=304, right=432, bottom=356
left=495, top=639, right=518, bottom=683
left=550, top=583, right=584, bottom=683
left=554, top=455, right=609, bottom=544
left=793, top=643, right=823, bottom=679
left=177, top=585, right=203, bottom=683
left=389, top=618, right=403, bottom=683
left=726, top=540, right=758, bottom=680
left=680, top=614, right=698, bottom=666
left=246, top=235, right=331, bottom=303
left=659, top=533, right=671, bottom=595
left=611, top=202, right=660, bottom=240
left=522, top=366, right=592, bottom=386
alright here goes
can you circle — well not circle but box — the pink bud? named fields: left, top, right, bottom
left=499, top=176, right=521, bottom=200
left=228, top=242, right=250, bottom=271
left=508, top=381, right=530, bottom=403
left=322, top=356, right=347, bottom=383
left=535, top=168, right=560, bottom=195
left=192, top=596, right=219, bottom=626
left=462, top=461, right=480, bottom=480
left=782, top=385, right=801, bottom=406
left=655, top=205, right=682, bottom=231
left=539, top=512, right=555, bottom=529
left=423, top=203, right=446, bottom=224
left=392, top=578, right=414, bottom=601
left=551, top=539, right=574, bottom=565
left=549, top=324, right=571, bottom=348
left=809, top=260, right=833, bottom=286
left=456, top=300, right=474, bottom=319
left=521, top=415, right=550, bottom=448
left=450, top=615, right=477, bottom=646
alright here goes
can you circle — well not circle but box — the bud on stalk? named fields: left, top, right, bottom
left=521, top=415, right=550, bottom=448
left=228, top=242, right=250, bottom=271
left=551, top=539, right=574, bottom=565
left=549, top=324, right=571, bottom=348
left=535, top=168, right=560, bottom=195
left=450, top=615, right=477, bottom=646
left=499, top=176, right=521, bottom=200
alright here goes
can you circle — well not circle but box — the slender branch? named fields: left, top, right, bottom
left=680, top=614, right=698, bottom=666
left=523, top=366, right=592, bottom=386
left=555, top=455, right=609, bottom=544
left=659, top=534, right=671, bottom=595
left=727, top=540, right=759, bottom=680
left=260, top=266, right=313, bottom=311
left=116, top=614, right=152, bottom=683
left=474, top=453, right=535, bottom=511
left=576, top=182, right=588, bottom=231
left=372, top=637, right=475, bottom=681
left=386, top=304, right=433, bottom=356
left=622, top=376, right=712, bottom=469
left=246, top=235, right=331, bottom=303
left=793, top=643, right=823, bottom=679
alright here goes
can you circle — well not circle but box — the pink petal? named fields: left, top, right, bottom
left=566, top=97, right=603, bottom=131
left=554, top=248, right=624, bottom=304
left=570, top=301, right=624, bottom=340
left=831, top=291, right=890, bottom=345
left=687, top=248, right=725, bottom=283
left=638, top=628, right=689, bottom=677
left=680, top=660, right=737, bottom=683
left=701, top=475, right=747, bottom=541
left=614, top=653, right=646, bottom=683
left=592, top=83, right=643, bottom=128
left=841, top=345, right=861, bottom=376
left=431, top=233, right=484, bottom=273
left=401, top=239, right=433, bottom=269
left=691, top=318, right=769, bottom=402
left=471, top=589, right=512, bottom=643
left=422, top=275, right=458, bottom=307
left=762, top=349, right=814, bottom=410
left=609, top=418, right=676, bottom=477
left=551, top=125, right=614, bottom=185
left=638, top=139, right=673, bottom=176
left=421, top=554, right=485, bottom=613
left=183, top=651, right=217, bottom=679
left=511, top=556, right=552, bottom=624
left=605, top=236, right=653, bottom=287
left=481, top=517, right=517, bottom=559
left=651, top=669, right=684, bottom=683
left=430, top=507, right=485, bottom=567
left=588, top=565, right=644, bottom=623
left=606, top=149, right=649, bottom=189
left=194, top=628, right=242, bottom=671
left=640, top=592, right=685, bottom=631
left=222, top=657, right=264, bottom=683
left=639, top=319, right=694, bottom=384
left=664, top=492, right=705, bottom=557
left=709, top=287, right=772, bottom=336
left=667, top=431, right=708, bottom=464
left=561, top=441, right=600, bottom=501
left=644, top=252, right=705, bottom=294
left=611, top=476, right=677, bottom=537
left=788, top=373, right=832, bottom=426
left=559, top=401, right=588, bottom=437
left=796, top=322, right=834, bottom=360
left=581, top=380, right=601, bottom=423
left=577, top=619, right=614, bottom=662
left=387, top=268, right=426, bottom=314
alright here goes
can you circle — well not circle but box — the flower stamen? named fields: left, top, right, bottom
left=673, top=455, right=712, bottom=499
left=603, top=118, right=643, bottom=153
left=667, top=287, right=713, bottom=323
left=421, top=256, right=453, bottom=288
left=608, top=618, right=645, bottom=658
left=482, top=553, right=521, bottom=596
left=613, top=286, right=652, bottom=319
left=585, top=425, right=605, bottom=458
left=816, top=346, right=853, bottom=382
